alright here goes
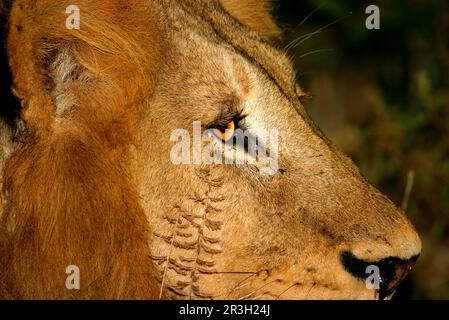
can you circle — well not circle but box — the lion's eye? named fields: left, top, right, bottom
left=213, top=120, right=235, bottom=142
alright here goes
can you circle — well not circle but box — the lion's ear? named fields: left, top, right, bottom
left=220, top=0, right=281, bottom=40
left=6, top=0, right=162, bottom=137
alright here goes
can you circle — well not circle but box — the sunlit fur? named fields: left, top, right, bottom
left=0, top=0, right=421, bottom=299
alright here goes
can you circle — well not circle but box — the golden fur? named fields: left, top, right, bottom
left=2, top=0, right=164, bottom=299
left=0, top=0, right=421, bottom=300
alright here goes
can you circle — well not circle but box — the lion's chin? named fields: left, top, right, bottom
left=222, top=285, right=385, bottom=300
left=289, top=286, right=389, bottom=300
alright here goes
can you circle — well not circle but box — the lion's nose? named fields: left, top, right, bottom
left=339, top=251, right=419, bottom=299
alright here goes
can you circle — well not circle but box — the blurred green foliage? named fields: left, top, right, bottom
left=276, top=0, right=449, bottom=299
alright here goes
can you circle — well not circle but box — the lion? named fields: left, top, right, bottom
left=0, top=0, right=421, bottom=300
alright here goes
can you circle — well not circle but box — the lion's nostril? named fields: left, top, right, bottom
left=340, top=251, right=419, bottom=300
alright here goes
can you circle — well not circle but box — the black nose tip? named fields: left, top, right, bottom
left=340, top=251, right=419, bottom=300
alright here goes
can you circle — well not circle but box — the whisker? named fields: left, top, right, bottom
left=232, top=281, right=251, bottom=292
left=286, top=2, right=327, bottom=40
left=277, top=282, right=300, bottom=300
left=182, top=270, right=262, bottom=299
left=226, top=269, right=269, bottom=298
left=238, top=279, right=281, bottom=300
left=285, top=30, right=323, bottom=52
left=305, top=282, right=317, bottom=298
left=297, top=48, right=333, bottom=59
left=251, top=291, right=272, bottom=300
left=158, top=234, right=175, bottom=300
left=284, top=2, right=327, bottom=51
left=286, top=12, right=352, bottom=52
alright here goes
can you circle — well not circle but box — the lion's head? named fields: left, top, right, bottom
left=0, top=0, right=420, bottom=299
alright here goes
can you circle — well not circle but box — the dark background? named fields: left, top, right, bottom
left=0, top=0, right=19, bottom=126
left=1, top=0, right=448, bottom=299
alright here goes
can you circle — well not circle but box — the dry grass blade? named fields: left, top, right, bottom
left=402, top=170, right=415, bottom=212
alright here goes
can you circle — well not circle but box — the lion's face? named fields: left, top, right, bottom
left=131, top=1, right=421, bottom=299
left=2, top=0, right=421, bottom=299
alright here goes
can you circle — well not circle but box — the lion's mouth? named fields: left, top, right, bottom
left=340, top=251, right=419, bottom=300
